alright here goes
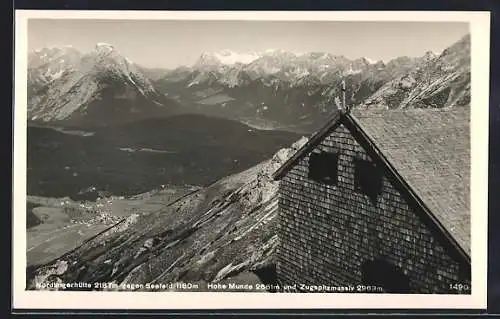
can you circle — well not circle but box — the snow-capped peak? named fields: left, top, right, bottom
left=96, top=42, right=114, bottom=48
left=363, top=57, right=378, bottom=64
left=95, top=42, right=115, bottom=55
left=87, top=43, right=135, bottom=71
left=216, top=50, right=260, bottom=64
left=196, top=50, right=261, bottom=67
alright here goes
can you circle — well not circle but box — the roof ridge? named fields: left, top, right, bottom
left=345, top=112, right=470, bottom=259
left=273, top=109, right=470, bottom=262
left=272, top=109, right=344, bottom=180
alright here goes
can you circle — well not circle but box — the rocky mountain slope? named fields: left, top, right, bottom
left=360, top=34, right=470, bottom=109
left=27, top=137, right=308, bottom=291
left=28, top=43, right=180, bottom=126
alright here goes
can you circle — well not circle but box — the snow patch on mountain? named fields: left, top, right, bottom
left=214, top=50, right=261, bottom=65
left=363, top=57, right=378, bottom=64
left=95, top=42, right=115, bottom=54
left=344, top=67, right=362, bottom=76
left=195, top=50, right=261, bottom=67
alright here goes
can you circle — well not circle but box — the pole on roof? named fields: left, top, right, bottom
left=341, top=79, right=348, bottom=113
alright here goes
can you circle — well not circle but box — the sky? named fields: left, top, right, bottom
left=28, top=19, right=470, bottom=69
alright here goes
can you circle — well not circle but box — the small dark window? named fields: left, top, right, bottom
left=308, top=151, right=339, bottom=185
left=354, top=158, right=383, bottom=202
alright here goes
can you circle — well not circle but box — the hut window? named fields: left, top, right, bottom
left=354, top=158, right=382, bottom=201
left=308, top=152, right=338, bottom=185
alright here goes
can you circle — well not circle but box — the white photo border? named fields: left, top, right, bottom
left=13, top=10, right=490, bottom=310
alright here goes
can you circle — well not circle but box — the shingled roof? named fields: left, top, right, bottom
left=273, top=107, right=471, bottom=257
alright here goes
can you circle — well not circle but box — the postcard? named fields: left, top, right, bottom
left=13, top=10, right=490, bottom=310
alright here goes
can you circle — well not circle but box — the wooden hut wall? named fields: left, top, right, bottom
left=276, top=123, right=471, bottom=294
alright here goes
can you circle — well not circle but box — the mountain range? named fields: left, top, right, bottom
left=27, top=34, right=470, bottom=131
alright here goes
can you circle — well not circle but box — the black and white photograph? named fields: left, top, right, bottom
left=13, top=10, right=490, bottom=310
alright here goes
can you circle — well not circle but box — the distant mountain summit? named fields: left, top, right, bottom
left=194, top=49, right=262, bottom=68
left=183, top=49, right=385, bottom=88
left=28, top=43, right=180, bottom=126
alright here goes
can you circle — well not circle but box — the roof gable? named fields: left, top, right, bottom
left=273, top=108, right=470, bottom=259
left=272, top=109, right=343, bottom=180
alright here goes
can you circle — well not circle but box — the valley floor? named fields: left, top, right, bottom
left=27, top=185, right=200, bottom=267
left=26, top=162, right=281, bottom=292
